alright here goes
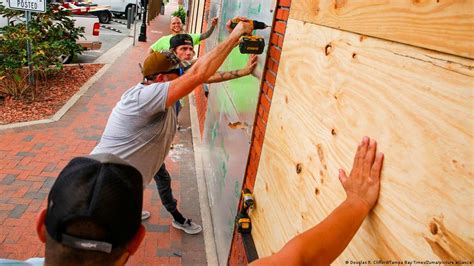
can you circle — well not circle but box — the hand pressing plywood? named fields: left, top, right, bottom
left=290, top=0, right=474, bottom=59
left=250, top=18, right=474, bottom=262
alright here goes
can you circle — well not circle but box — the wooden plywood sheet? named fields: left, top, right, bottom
left=290, top=0, right=474, bottom=59
left=251, top=18, right=474, bottom=262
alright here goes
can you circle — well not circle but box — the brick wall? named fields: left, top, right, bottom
left=228, top=0, right=291, bottom=264
left=193, top=0, right=212, bottom=136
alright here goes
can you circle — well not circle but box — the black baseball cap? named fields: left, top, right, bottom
left=170, top=34, right=193, bottom=49
left=45, top=154, right=143, bottom=253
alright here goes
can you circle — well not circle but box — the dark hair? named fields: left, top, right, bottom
left=45, top=219, right=127, bottom=266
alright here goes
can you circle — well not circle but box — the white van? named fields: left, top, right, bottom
left=91, top=0, right=140, bottom=19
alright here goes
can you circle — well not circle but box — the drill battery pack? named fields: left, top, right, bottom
left=239, top=35, right=265, bottom=54
left=235, top=212, right=252, bottom=233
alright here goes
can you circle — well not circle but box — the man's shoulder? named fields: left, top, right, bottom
left=157, top=34, right=173, bottom=42
left=123, top=82, right=168, bottom=97
left=190, top=33, right=200, bottom=44
left=151, top=35, right=173, bottom=51
left=121, top=82, right=170, bottom=104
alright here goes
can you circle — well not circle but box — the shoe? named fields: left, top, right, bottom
left=141, top=210, right=151, bottom=221
left=172, top=219, right=202, bottom=234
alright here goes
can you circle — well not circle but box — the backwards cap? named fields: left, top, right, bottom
left=142, top=51, right=181, bottom=77
left=45, top=154, right=143, bottom=253
left=170, top=34, right=193, bottom=49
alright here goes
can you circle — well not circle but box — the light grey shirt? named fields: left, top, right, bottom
left=91, top=82, right=176, bottom=185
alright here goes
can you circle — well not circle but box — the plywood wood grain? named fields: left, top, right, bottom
left=251, top=18, right=474, bottom=262
left=290, top=0, right=474, bottom=59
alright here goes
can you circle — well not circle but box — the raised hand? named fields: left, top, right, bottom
left=244, top=54, right=258, bottom=75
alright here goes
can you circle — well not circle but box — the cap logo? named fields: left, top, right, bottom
left=62, top=234, right=113, bottom=253
left=81, top=242, right=98, bottom=249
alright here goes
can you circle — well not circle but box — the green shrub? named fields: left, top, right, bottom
left=172, top=5, right=186, bottom=25
left=0, top=3, right=84, bottom=99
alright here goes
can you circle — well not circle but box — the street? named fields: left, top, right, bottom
left=74, top=17, right=141, bottom=64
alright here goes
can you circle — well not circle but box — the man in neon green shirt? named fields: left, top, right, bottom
left=149, top=16, right=218, bottom=53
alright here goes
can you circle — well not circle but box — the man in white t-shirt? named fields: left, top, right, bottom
left=91, top=18, right=255, bottom=234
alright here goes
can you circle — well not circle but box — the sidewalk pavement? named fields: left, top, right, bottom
left=0, top=1, right=207, bottom=265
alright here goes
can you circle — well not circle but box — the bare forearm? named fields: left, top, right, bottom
left=269, top=198, right=370, bottom=266
left=252, top=137, right=383, bottom=266
left=166, top=35, right=240, bottom=107
left=200, top=24, right=216, bottom=40
left=206, top=69, right=248, bottom=83
left=186, top=37, right=239, bottom=82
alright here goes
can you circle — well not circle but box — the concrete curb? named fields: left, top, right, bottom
left=0, top=36, right=134, bottom=131
left=188, top=92, right=219, bottom=266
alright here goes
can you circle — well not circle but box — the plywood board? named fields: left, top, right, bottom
left=290, top=0, right=474, bottom=59
left=251, top=18, right=474, bottom=263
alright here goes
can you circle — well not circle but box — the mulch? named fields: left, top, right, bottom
left=0, top=64, right=104, bottom=125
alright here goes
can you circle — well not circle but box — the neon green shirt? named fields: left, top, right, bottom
left=150, top=33, right=201, bottom=52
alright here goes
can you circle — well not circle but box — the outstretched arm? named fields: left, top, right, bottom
left=206, top=54, right=257, bottom=83
left=200, top=17, right=218, bottom=41
left=251, top=137, right=384, bottom=266
left=166, top=19, right=253, bottom=108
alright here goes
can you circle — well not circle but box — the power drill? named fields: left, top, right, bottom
left=230, top=18, right=270, bottom=54
left=235, top=188, right=255, bottom=233
left=235, top=188, right=259, bottom=262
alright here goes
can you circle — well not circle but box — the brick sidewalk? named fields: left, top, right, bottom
left=0, top=2, right=207, bottom=265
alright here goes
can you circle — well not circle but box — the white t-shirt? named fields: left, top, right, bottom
left=91, top=82, right=177, bottom=185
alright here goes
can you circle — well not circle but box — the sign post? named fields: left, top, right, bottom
left=25, top=11, right=33, bottom=85
left=6, top=0, right=46, bottom=85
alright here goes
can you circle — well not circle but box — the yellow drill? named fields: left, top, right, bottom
left=235, top=188, right=259, bottom=261
left=230, top=18, right=270, bottom=54
left=236, top=188, right=255, bottom=233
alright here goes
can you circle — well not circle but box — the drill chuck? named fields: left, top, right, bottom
left=230, top=19, right=269, bottom=30
left=242, top=188, right=254, bottom=209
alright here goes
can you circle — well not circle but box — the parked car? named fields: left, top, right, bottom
left=92, top=0, right=140, bottom=19
left=0, top=13, right=102, bottom=64
left=61, top=2, right=113, bottom=24
left=67, top=15, right=102, bottom=63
